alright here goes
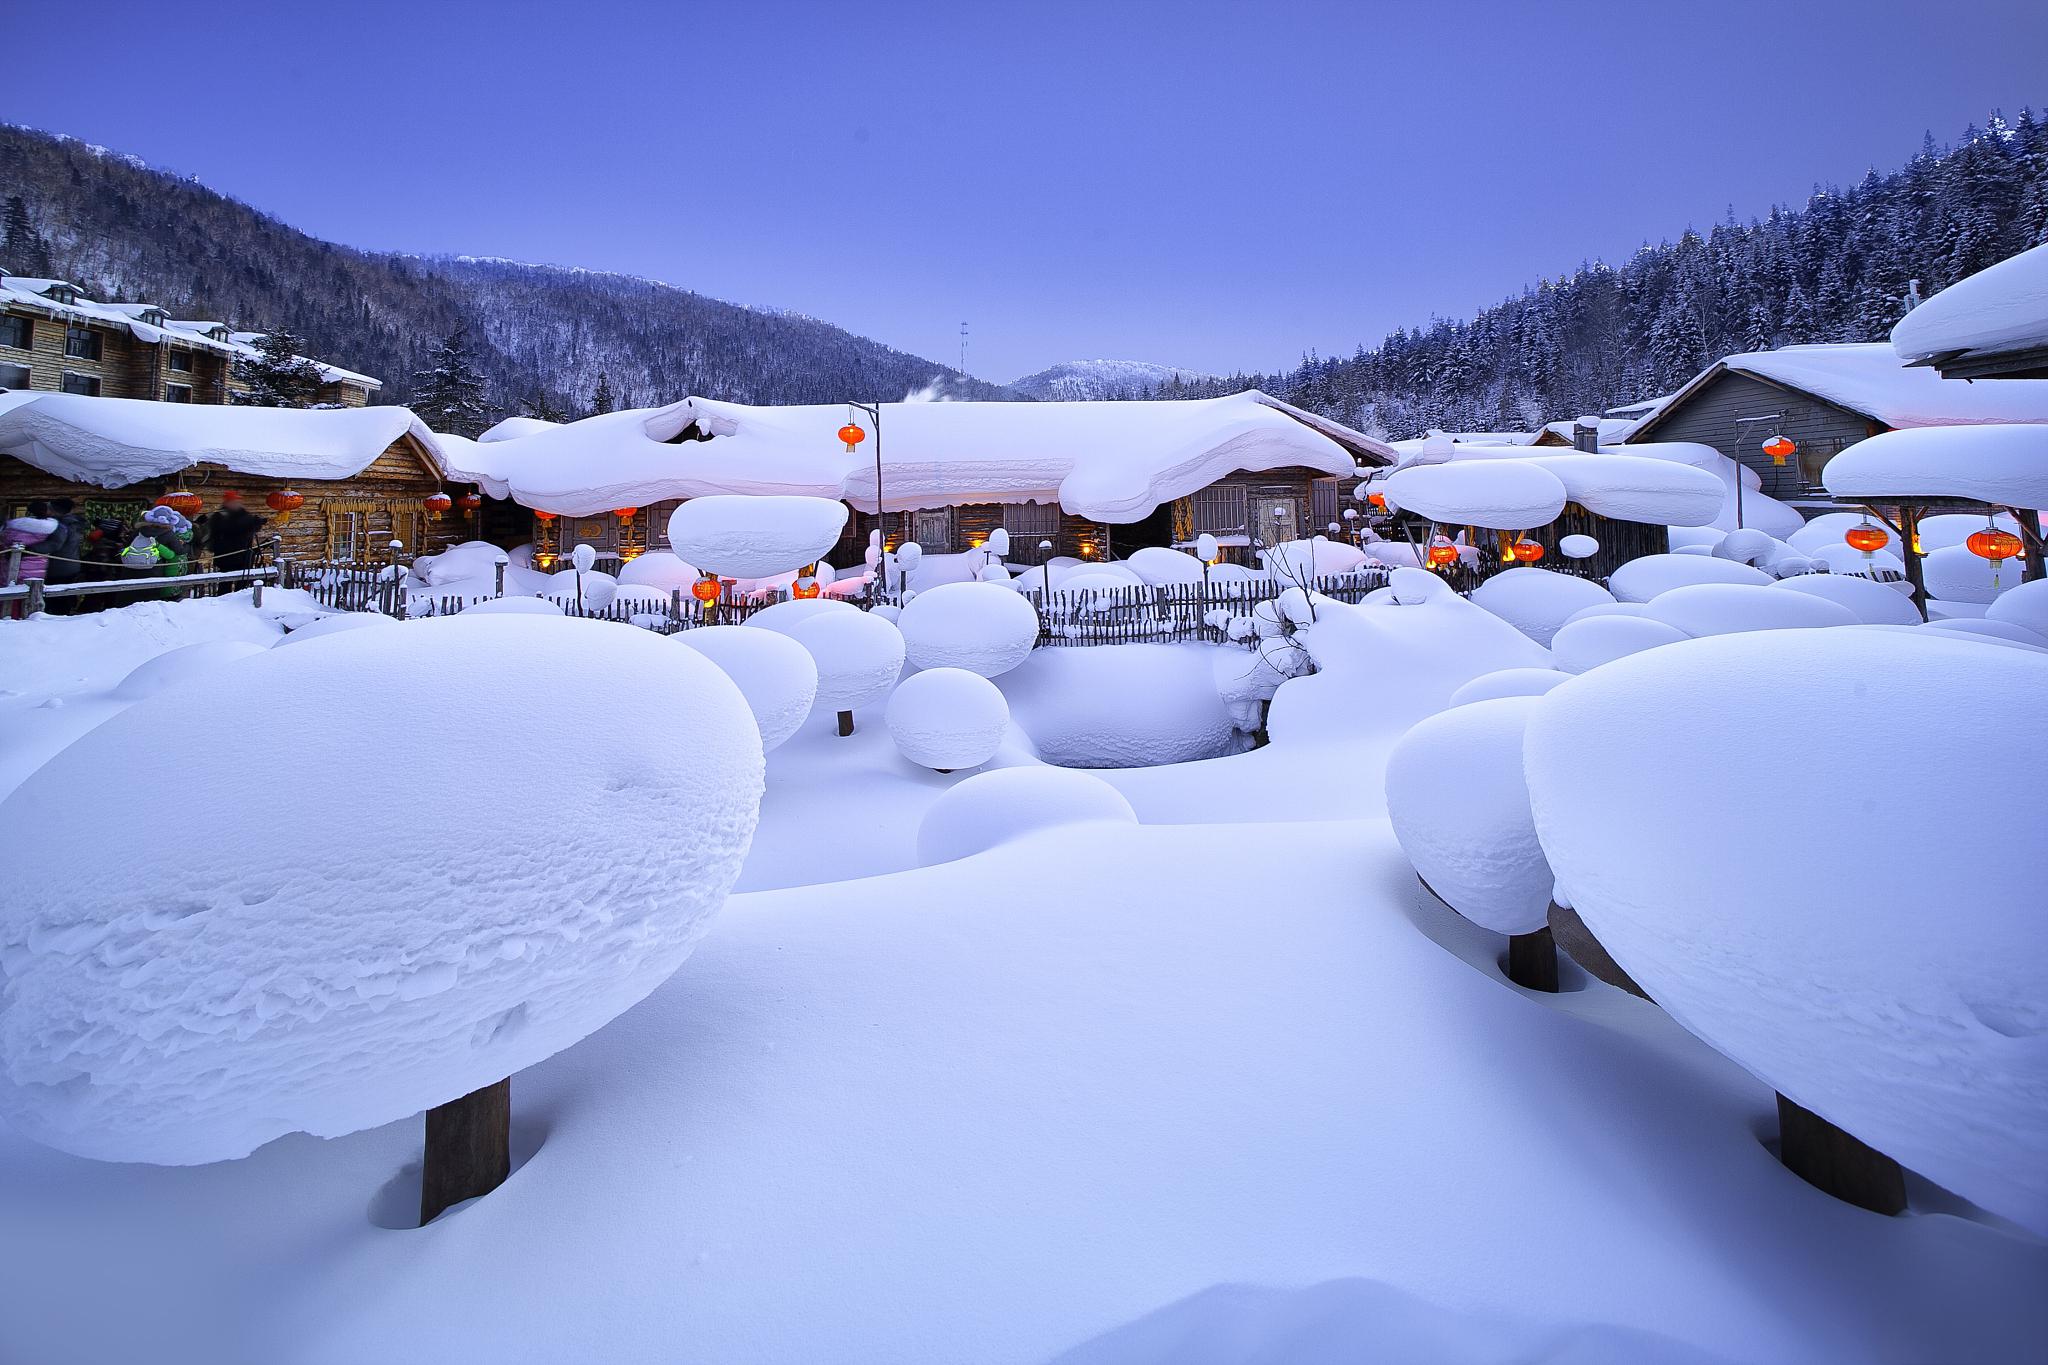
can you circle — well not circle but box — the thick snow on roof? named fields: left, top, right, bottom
left=1892, top=244, right=2048, bottom=366
left=1822, top=424, right=2048, bottom=508
left=0, top=392, right=442, bottom=487
left=445, top=391, right=1388, bottom=522
left=1715, top=343, right=2048, bottom=427
left=479, top=415, right=562, bottom=443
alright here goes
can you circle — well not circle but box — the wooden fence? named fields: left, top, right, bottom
left=1021, top=571, right=1392, bottom=647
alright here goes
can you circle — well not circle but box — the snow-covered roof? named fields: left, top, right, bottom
left=0, top=392, right=442, bottom=488
left=442, top=391, right=1394, bottom=521
left=0, top=276, right=380, bottom=390
left=1604, top=393, right=1675, bottom=420
left=1822, top=424, right=2048, bottom=510
left=479, top=415, right=563, bottom=443
left=1540, top=416, right=1638, bottom=446
left=1890, top=244, right=2048, bottom=378
left=1632, top=343, right=2048, bottom=437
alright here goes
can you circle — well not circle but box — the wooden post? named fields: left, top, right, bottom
left=4, top=544, right=18, bottom=587
left=420, top=1076, right=511, bottom=1226
left=837, top=709, right=855, bottom=737
left=494, top=559, right=508, bottom=599
left=1776, top=1091, right=1905, bottom=1215
left=1897, top=506, right=1928, bottom=618
left=1506, top=926, right=1559, bottom=992
left=25, top=579, right=44, bottom=616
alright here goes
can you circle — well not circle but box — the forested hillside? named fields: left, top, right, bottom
left=1148, top=112, right=2048, bottom=436
left=0, top=124, right=1004, bottom=416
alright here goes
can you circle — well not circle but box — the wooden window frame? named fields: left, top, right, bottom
left=168, top=348, right=194, bottom=373
left=64, top=325, right=102, bottom=361
left=164, top=383, right=194, bottom=403
left=0, top=361, right=28, bottom=390
left=60, top=372, right=101, bottom=396
left=0, top=315, right=30, bottom=350
left=1001, top=501, right=1060, bottom=540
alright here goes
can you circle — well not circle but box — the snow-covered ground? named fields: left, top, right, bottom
left=0, top=579, right=2042, bottom=1364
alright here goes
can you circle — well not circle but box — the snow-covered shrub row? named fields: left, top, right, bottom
left=0, top=615, right=765, bottom=1165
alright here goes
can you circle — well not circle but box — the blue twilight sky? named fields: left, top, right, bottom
left=8, top=0, right=2045, bottom=382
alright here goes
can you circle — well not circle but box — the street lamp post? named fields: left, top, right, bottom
left=841, top=401, right=884, bottom=600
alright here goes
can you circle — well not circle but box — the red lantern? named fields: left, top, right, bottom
left=423, top=492, right=453, bottom=519
left=1967, top=527, right=2023, bottom=561
left=1762, top=435, right=1797, bottom=467
left=1426, top=539, right=1460, bottom=569
left=533, top=510, right=557, bottom=523
left=1844, top=523, right=1887, bottom=553
left=1367, top=492, right=1387, bottom=509
left=458, top=491, right=484, bottom=512
left=156, top=489, right=203, bottom=518
left=613, top=506, right=639, bottom=524
left=838, top=422, right=866, bottom=453
left=1511, top=538, right=1545, bottom=563
left=792, top=577, right=821, bottom=600
left=691, top=573, right=722, bottom=604
left=265, top=488, right=304, bottom=526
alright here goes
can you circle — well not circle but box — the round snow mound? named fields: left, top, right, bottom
left=999, top=644, right=1238, bottom=768
left=1447, top=668, right=1571, bottom=707
left=112, top=640, right=269, bottom=700
left=885, top=666, right=1010, bottom=771
left=615, top=550, right=702, bottom=592
left=1127, top=546, right=1206, bottom=586
left=1559, top=533, right=1600, bottom=560
left=1386, top=696, right=1550, bottom=936
left=1643, top=583, right=1857, bottom=638
left=545, top=569, right=618, bottom=611
left=1922, top=543, right=2018, bottom=605
left=280, top=612, right=399, bottom=644
left=1773, top=573, right=1923, bottom=626
left=897, top=582, right=1041, bottom=678
left=676, top=624, right=820, bottom=751
left=1608, top=553, right=1773, bottom=603
left=915, top=766, right=1136, bottom=865
left=792, top=609, right=905, bottom=714
left=1468, top=569, right=1615, bottom=648
left=0, top=614, right=764, bottom=1165
left=744, top=596, right=858, bottom=638
left=1550, top=614, right=1689, bottom=674
left=1986, top=579, right=2048, bottom=637
left=1524, top=629, right=2048, bottom=1236
left=464, top=596, right=565, bottom=616
left=668, top=495, right=848, bottom=579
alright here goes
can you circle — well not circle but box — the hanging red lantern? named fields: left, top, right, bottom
left=691, top=573, right=722, bottom=604
left=457, top=491, right=484, bottom=512
left=265, top=488, right=304, bottom=526
left=1426, top=539, right=1460, bottom=569
left=1762, top=435, right=1797, bottom=467
left=792, top=576, right=821, bottom=600
left=156, top=489, right=203, bottom=518
left=423, top=491, right=453, bottom=519
left=1367, top=491, right=1387, bottom=509
left=533, top=510, right=557, bottom=523
left=1511, top=538, right=1545, bottom=563
left=1844, top=523, right=1888, bottom=553
left=838, top=422, right=866, bottom=453
left=1967, top=527, right=2023, bottom=561
left=613, top=506, right=639, bottom=524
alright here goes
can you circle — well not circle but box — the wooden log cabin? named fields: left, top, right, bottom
left=0, top=393, right=463, bottom=565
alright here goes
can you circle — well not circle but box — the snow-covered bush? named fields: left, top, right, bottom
left=1986, top=579, right=2048, bottom=637
left=617, top=551, right=702, bottom=592
left=746, top=596, right=857, bottom=637
left=1549, top=614, right=1688, bottom=674
left=1774, top=574, right=1922, bottom=626
left=1922, top=543, right=2019, bottom=605
left=885, top=667, right=1009, bottom=771
left=897, top=582, right=1041, bottom=678
left=1558, top=534, right=1599, bottom=560
left=411, top=540, right=509, bottom=587
left=1386, top=695, right=1558, bottom=988
left=1607, top=553, right=1773, bottom=603
left=1128, top=545, right=1206, bottom=585
left=791, top=609, right=905, bottom=734
left=667, top=495, right=847, bottom=579
left=676, top=624, right=820, bottom=752
left=112, top=640, right=269, bottom=700
left=0, top=614, right=764, bottom=1167
left=999, top=644, right=1238, bottom=767
left=1642, top=583, right=1857, bottom=638
left=1525, top=628, right=2048, bottom=1227
left=915, top=767, right=1137, bottom=866
left=1468, top=569, right=1615, bottom=648
left=1447, top=668, right=1570, bottom=707
left=546, top=568, right=618, bottom=611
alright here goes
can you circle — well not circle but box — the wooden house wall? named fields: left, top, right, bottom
left=1631, top=370, right=1882, bottom=506
left=0, top=437, right=459, bottom=565
left=1513, top=504, right=1668, bottom=579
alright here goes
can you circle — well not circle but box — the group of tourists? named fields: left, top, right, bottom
left=1, top=491, right=269, bottom=615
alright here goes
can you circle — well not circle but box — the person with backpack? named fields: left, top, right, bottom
left=35, top=498, right=89, bottom=613
left=2, top=499, right=59, bottom=617
left=205, top=491, right=269, bottom=589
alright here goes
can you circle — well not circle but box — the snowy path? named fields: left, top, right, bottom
left=2, top=819, right=2037, bottom=1365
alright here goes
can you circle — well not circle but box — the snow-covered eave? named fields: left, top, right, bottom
left=1249, top=392, right=1398, bottom=466
left=1625, top=359, right=1889, bottom=441
left=1899, top=343, right=2048, bottom=383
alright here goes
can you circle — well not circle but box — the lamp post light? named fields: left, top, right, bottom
left=1038, top=540, right=1054, bottom=597
left=839, top=401, right=884, bottom=599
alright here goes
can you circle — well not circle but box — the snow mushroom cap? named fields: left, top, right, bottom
left=675, top=624, right=821, bottom=752
left=791, top=608, right=905, bottom=713
left=1550, top=614, right=1689, bottom=674
left=1447, top=667, right=1571, bottom=707
left=915, top=766, right=1137, bottom=866
left=667, top=494, right=848, bottom=579
left=1524, top=628, right=2048, bottom=1235
left=1468, top=568, right=1615, bottom=648
left=1643, top=583, right=1858, bottom=638
left=1607, top=553, right=1774, bottom=603
left=1385, top=695, right=1552, bottom=936
left=745, top=595, right=858, bottom=638
left=896, top=581, right=1041, bottom=678
left=1558, top=533, right=1599, bottom=560
left=616, top=550, right=703, bottom=592
left=884, top=666, right=1009, bottom=771
left=0, top=614, right=765, bottom=1165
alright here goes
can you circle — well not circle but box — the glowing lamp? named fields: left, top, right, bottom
left=1511, top=538, right=1545, bottom=563
left=1967, top=527, right=2023, bottom=561
left=838, top=422, right=866, bottom=452
left=423, top=492, right=453, bottom=519
left=1844, top=524, right=1887, bottom=554
left=691, top=573, right=722, bottom=604
left=156, top=489, right=203, bottom=518
left=1367, top=492, right=1387, bottom=509
left=792, top=576, right=821, bottom=599
left=1426, top=539, right=1460, bottom=569
left=457, top=491, right=484, bottom=512
left=613, top=506, right=638, bottom=524
left=265, top=488, right=304, bottom=527
left=1762, top=435, right=1797, bottom=467
left=533, top=510, right=557, bottom=523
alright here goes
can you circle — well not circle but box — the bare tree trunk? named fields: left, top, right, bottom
left=1776, top=1092, right=1905, bottom=1215
left=421, top=1077, right=511, bottom=1226
left=1506, top=926, right=1558, bottom=992
left=837, top=709, right=854, bottom=737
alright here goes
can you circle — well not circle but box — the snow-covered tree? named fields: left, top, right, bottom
left=409, top=327, right=491, bottom=438
left=2, top=194, right=51, bottom=276
left=589, top=371, right=616, bottom=417
left=520, top=388, right=569, bottom=423
left=232, top=330, right=325, bottom=408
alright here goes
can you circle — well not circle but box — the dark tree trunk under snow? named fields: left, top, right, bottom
left=1776, top=1092, right=1906, bottom=1216
left=421, top=1077, right=511, bottom=1226
left=1506, top=926, right=1558, bottom=993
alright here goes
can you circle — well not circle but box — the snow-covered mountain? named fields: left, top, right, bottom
left=1008, top=359, right=1222, bottom=401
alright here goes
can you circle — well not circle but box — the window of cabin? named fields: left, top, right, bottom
left=61, top=372, right=102, bottom=396
left=1001, top=501, right=1061, bottom=542
left=43, top=285, right=76, bottom=304
left=1797, top=437, right=1844, bottom=491
left=64, top=325, right=103, bottom=361
left=0, top=315, right=29, bottom=350
left=164, top=383, right=194, bottom=403
left=168, top=348, right=194, bottom=372
left=1189, top=484, right=1248, bottom=535
left=0, top=361, right=28, bottom=389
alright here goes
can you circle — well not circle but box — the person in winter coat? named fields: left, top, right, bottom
left=205, top=491, right=268, bottom=582
left=34, top=498, right=89, bottom=613
left=79, top=515, right=130, bottom=612
left=136, top=506, right=192, bottom=599
left=2, top=500, right=59, bottom=617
